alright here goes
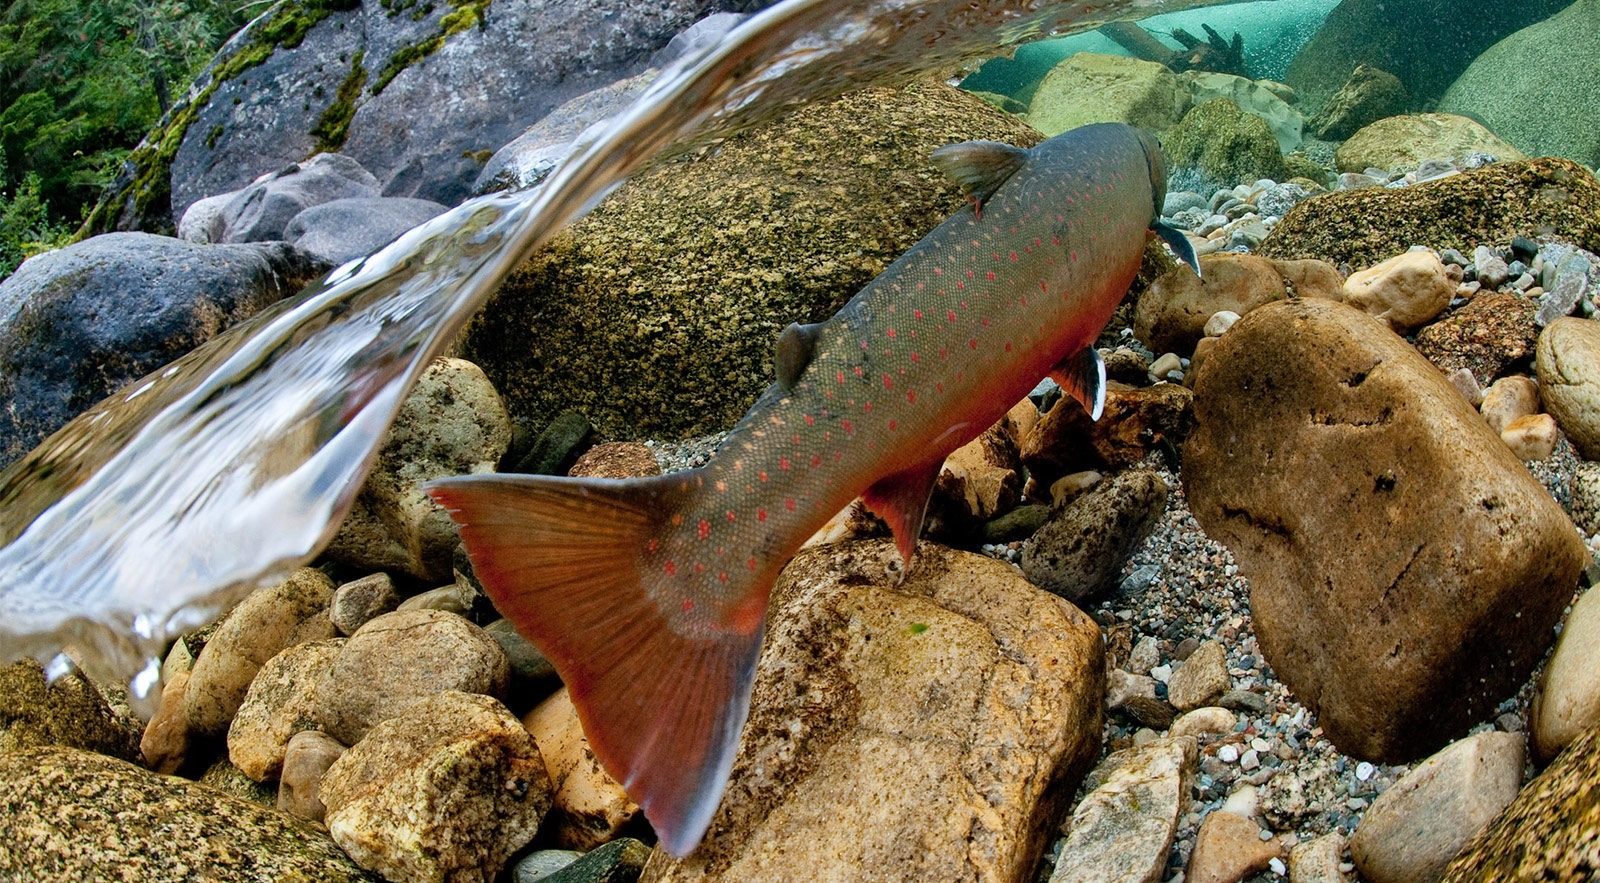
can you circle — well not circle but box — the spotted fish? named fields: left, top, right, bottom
left=427, top=122, right=1194, bottom=856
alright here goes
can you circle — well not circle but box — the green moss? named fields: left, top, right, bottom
left=310, top=49, right=368, bottom=153
left=372, top=0, right=491, bottom=95
left=204, top=124, right=224, bottom=149
left=1162, top=97, right=1288, bottom=186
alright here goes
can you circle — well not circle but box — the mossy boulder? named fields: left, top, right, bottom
left=0, top=746, right=377, bottom=881
left=460, top=83, right=1043, bottom=440
left=1438, top=0, right=1600, bottom=167
left=1162, top=98, right=1287, bottom=191
left=1025, top=53, right=1187, bottom=137
left=1259, top=158, right=1600, bottom=271
left=0, top=659, right=140, bottom=761
left=1334, top=113, right=1525, bottom=175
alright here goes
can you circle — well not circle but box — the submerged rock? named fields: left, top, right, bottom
left=1049, top=736, right=1196, bottom=883
left=227, top=638, right=343, bottom=782
left=0, top=658, right=140, bottom=761
left=1308, top=64, right=1408, bottom=142
left=521, top=688, right=640, bottom=851
left=1020, top=469, right=1168, bottom=603
left=1333, top=113, right=1525, bottom=175
left=179, top=153, right=380, bottom=244
left=0, top=746, right=375, bottom=880
left=1025, top=53, right=1188, bottom=136
left=1260, top=158, right=1600, bottom=270
left=1537, top=317, right=1600, bottom=460
left=1413, top=293, right=1539, bottom=386
left=1135, top=253, right=1342, bottom=355
left=464, top=83, right=1042, bottom=440
left=1533, top=586, right=1600, bottom=761
left=1162, top=98, right=1287, bottom=190
left=1341, top=250, right=1454, bottom=333
left=1184, top=299, right=1584, bottom=761
left=642, top=540, right=1104, bottom=882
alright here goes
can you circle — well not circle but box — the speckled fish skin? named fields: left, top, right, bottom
left=428, top=121, right=1166, bottom=857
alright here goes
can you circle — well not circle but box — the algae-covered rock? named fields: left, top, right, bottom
left=0, top=746, right=376, bottom=881
left=462, top=83, right=1042, bottom=440
left=1308, top=64, right=1409, bottom=142
left=1334, top=113, right=1525, bottom=174
left=1026, top=53, right=1188, bottom=136
left=0, top=659, right=140, bottom=761
left=1162, top=98, right=1287, bottom=190
left=1179, top=71, right=1303, bottom=153
left=1259, top=158, right=1600, bottom=270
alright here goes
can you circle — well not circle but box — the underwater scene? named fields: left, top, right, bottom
left=1, top=0, right=1598, bottom=879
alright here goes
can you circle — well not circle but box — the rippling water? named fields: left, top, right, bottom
left=0, top=0, right=1234, bottom=710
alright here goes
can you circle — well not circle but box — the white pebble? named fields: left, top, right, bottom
left=1355, top=761, right=1375, bottom=781
left=1204, top=310, right=1240, bottom=337
left=1269, top=857, right=1286, bottom=875
left=1150, top=663, right=1173, bottom=683
left=1240, top=749, right=1261, bottom=771
left=1218, top=744, right=1240, bottom=763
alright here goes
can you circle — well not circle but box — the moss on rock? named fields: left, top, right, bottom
left=461, top=82, right=1043, bottom=440
left=1161, top=98, right=1287, bottom=188
left=1259, top=157, right=1600, bottom=270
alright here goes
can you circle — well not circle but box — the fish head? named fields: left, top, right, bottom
left=1134, top=128, right=1168, bottom=222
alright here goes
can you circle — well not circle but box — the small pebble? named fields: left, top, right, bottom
left=1219, top=744, right=1240, bottom=763
left=1354, top=761, right=1374, bottom=781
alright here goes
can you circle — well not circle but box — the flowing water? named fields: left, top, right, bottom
left=0, top=0, right=1243, bottom=711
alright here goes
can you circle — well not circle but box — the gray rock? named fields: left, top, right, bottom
left=396, top=582, right=478, bottom=617
left=282, top=196, right=447, bottom=266
left=1308, top=63, right=1408, bottom=141
left=484, top=618, right=560, bottom=696
left=330, top=573, right=402, bottom=637
left=322, top=691, right=550, bottom=883
left=1051, top=736, right=1196, bottom=883
left=315, top=609, right=510, bottom=745
left=0, top=232, right=322, bottom=467
left=183, top=153, right=380, bottom=244
left=279, top=729, right=347, bottom=825
left=1349, top=732, right=1525, bottom=883
left=538, top=839, right=651, bottom=883
left=1536, top=244, right=1600, bottom=327
left=1473, top=245, right=1511, bottom=290
left=513, top=850, right=583, bottom=882
left=1108, top=669, right=1178, bottom=729
left=0, top=747, right=375, bottom=880
left=1021, top=470, right=1169, bottom=602
left=1168, top=641, right=1230, bottom=712
left=1164, top=190, right=1209, bottom=217
left=473, top=72, right=659, bottom=196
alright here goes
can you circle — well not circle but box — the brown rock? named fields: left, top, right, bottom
left=1135, top=255, right=1345, bottom=356
left=1187, top=810, right=1285, bottom=883
left=1170, top=707, right=1237, bottom=740
left=1342, top=250, right=1454, bottom=332
left=1168, top=641, right=1230, bottom=713
left=1260, top=158, right=1600, bottom=270
left=1413, top=293, right=1539, bottom=386
left=1020, top=470, right=1169, bottom=602
left=315, top=609, right=510, bottom=745
left=642, top=540, right=1105, bottom=882
left=1049, top=736, right=1196, bottom=883
left=569, top=441, right=661, bottom=478
left=1349, top=732, right=1525, bottom=883
left=140, top=670, right=192, bottom=773
left=1183, top=299, right=1585, bottom=760
left=329, top=573, right=401, bottom=637
left=0, top=658, right=139, bottom=762
left=1288, top=833, right=1350, bottom=883
left=1022, top=384, right=1194, bottom=485
left=227, top=639, right=342, bottom=782
left=1533, top=587, right=1600, bottom=761
left=1108, top=669, right=1178, bottom=730
left=929, top=422, right=1022, bottom=537
left=1538, top=317, right=1600, bottom=459
left=182, top=568, right=336, bottom=738
left=279, top=729, right=347, bottom=824
left=1440, top=724, right=1600, bottom=882
left=1481, top=375, right=1540, bottom=434
left=521, top=688, right=640, bottom=850
left=322, top=691, right=550, bottom=883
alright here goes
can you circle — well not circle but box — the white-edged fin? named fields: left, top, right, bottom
left=929, top=140, right=1030, bottom=212
left=774, top=322, right=822, bottom=392
left=1052, top=347, right=1107, bottom=421
left=1153, top=221, right=1202, bottom=278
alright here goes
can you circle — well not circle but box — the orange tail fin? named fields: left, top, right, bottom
left=426, top=471, right=764, bottom=857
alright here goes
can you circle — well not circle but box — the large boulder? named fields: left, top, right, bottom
left=0, top=746, right=376, bottom=880
left=178, top=153, right=380, bottom=244
left=1438, top=0, right=1600, bottom=168
left=283, top=196, right=447, bottom=266
left=0, top=232, right=323, bottom=468
left=640, top=540, right=1105, bottom=882
left=86, top=0, right=753, bottom=234
left=1259, top=158, right=1600, bottom=271
left=1308, top=64, right=1409, bottom=142
left=1334, top=113, right=1526, bottom=175
left=1179, top=71, right=1303, bottom=154
left=1183, top=299, right=1585, bottom=761
left=461, top=83, right=1042, bottom=440
left=1162, top=98, right=1287, bottom=192
left=1283, top=0, right=1571, bottom=113
left=1135, top=253, right=1343, bottom=355
left=1025, top=53, right=1188, bottom=136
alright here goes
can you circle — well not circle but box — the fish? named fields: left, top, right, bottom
left=426, top=121, right=1196, bottom=857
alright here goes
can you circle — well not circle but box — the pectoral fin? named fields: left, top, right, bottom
left=1153, top=220, right=1201, bottom=278
left=1051, top=347, right=1106, bottom=421
left=774, top=322, right=822, bottom=392
left=861, top=459, right=945, bottom=572
left=929, top=140, right=1030, bottom=218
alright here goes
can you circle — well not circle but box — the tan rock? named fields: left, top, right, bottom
left=322, top=691, right=550, bottom=883
left=1533, top=587, right=1600, bottom=761
left=930, top=421, right=1021, bottom=534
left=1446, top=367, right=1485, bottom=408
left=182, top=568, right=336, bottom=738
left=1342, top=250, right=1454, bottom=332
left=1571, top=461, right=1600, bottom=536
left=1022, top=384, right=1194, bottom=485
left=1187, top=810, right=1284, bottom=883
left=1021, top=470, right=1168, bottom=602
left=1538, top=317, right=1600, bottom=459
left=1170, top=706, right=1237, bottom=740
left=643, top=540, right=1105, bottom=882
left=1204, top=310, right=1241, bottom=338
left=1502, top=413, right=1559, bottom=461
left=1136, top=254, right=1287, bottom=355
left=315, top=609, right=510, bottom=745
left=1050, top=736, right=1196, bottom=883
left=324, top=357, right=511, bottom=581
left=1027, top=53, right=1188, bottom=136
left=329, top=573, right=400, bottom=637
left=1168, top=641, right=1230, bottom=712
left=227, top=639, right=342, bottom=782
left=1349, top=732, right=1524, bottom=883
left=1049, top=470, right=1103, bottom=506
left=396, top=582, right=477, bottom=616
left=140, top=670, right=192, bottom=773
left=1288, top=832, right=1350, bottom=883
left=0, top=658, right=138, bottom=763
left=1481, top=375, right=1540, bottom=433
left=1335, top=113, right=1527, bottom=174
left=279, top=730, right=346, bottom=824
left=568, top=441, right=660, bottom=478
left=521, top=688, right=639, bottom=851
left=1184, top=299, right=1585, bottom=760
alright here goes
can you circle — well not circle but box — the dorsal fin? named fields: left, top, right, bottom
left=929, top=141, right=1030, bottom=216
left=774, top=322, right=822, bottom=391
left=1051, top=348, right=1107, bottom=421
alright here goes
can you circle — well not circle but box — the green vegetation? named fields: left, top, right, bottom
left=0, top=0, right=256, bottom=269
left=311, top=50, right=368, bottom=152
left=371, top=0, right=490, bottom=95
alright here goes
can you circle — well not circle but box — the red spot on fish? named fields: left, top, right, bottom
left=791, top=434, right=802, bottom=446
left=1009, top=251, right=1019, bottom=261
left=804, top=414, right=815, bottom=426
left=1004, top=342, right=1013, bottom=352
left=664, top=560, right=678, bottom=575
left=726, top=510, right=737, bottom=523
left=810, top=454, right=822, bottom=468
left=888, top=419, right=899, bottom=431
left=759, top=470, right=769, bottom=482
left=981, top=318, right=991, bottom=327
left=695, top=562, right=707, bottom=574
left=715, top=480, right=727, bottom=492
left=836, top=370, right=846, bottom=384
left=697, top=519, right=711, bottom=540
left=910, top=352, right=922, bottom=363
left=779, top=457, right=791, bottom=471
left=956, top=281, right=965, bottom=290
left=985, top=270, right=996, bottom=281
left=882, top=374, right=894, bottom=390
left=864, top=402, right=874, bottom=413
left=681, top=597, right=693, bottom=612
left=913, top=309, right=923, bottom=319
left=647, top=539, right=660, bottom=553
left=965, top=270, right=974, bottom=279
left=968, top=338, right=979, bottom=349
left=886, top=327, right=897, bottom=339
left=854, top=366, right=864, bottom=377
left=1070, top=250, right=1079, bottom=262
left=936, top=381, right=945, bottom=393
left=841, top=418, right=854, bottom=434
left=934, top=267, right=943, bottom=276
left=718, top=571, right=729, bottom=584
left=757, top=508, right=768, bottom=522
left=785, top=498, right=797, bottom=511
left=747, top=557, right=758, bottom=571
left=671, top=514, right=683, bottom=526
left=947, top=310, right=957, bottom=322
left=906, top=390, right=917, bottom=404
left=1039, top=281, right=1048, bottom=292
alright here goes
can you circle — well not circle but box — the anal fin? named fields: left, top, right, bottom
left=1051, top=347, right=1107, bottom=420
left=860, top=459, right=944, bottom=571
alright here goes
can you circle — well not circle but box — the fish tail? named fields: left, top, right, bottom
left=426, top=470, right=764, bottom=857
